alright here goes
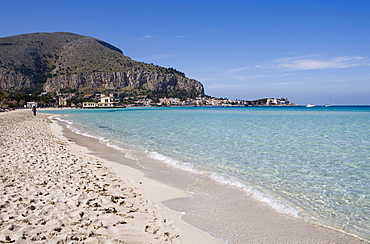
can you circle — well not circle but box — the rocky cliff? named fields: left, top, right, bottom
left=0, top=32, right=204, bottom=95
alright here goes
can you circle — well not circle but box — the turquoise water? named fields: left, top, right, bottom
left=44, top=106, right=370, bottom=240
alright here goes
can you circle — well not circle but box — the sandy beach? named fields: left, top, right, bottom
left=1, top=109, right=368, bottom=243
left=0, top=110, right=218, bottom=243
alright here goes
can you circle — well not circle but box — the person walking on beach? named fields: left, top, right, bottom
left=32, top=106, right=37, bottom=116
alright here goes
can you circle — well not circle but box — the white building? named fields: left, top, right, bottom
left=82, top=102, right=97, bottom=108
left=26, top=102, right=38, bottom=108
left=97, top=94, right=117, bottom=107
left=82, top=94, right=119, bottom=108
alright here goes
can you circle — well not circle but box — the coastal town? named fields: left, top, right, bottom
left=0, top=91, right=296, bottom=110
left=80, top=93, right=295, bottom=108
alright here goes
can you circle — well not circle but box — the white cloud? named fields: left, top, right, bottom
left=274, top=56, right=368, bottom=70
left=227, top=66, right=250, bottom=73
left=140, top=29, right=218, bottom=40
left=147, top=54, right=174, bottom=60
left=279, top=73, right=293, bottom=77
left=207, top=83, right=245, bottom=89
left=138, top=35, right=155, bottom=40
left=138, top=53, right=175, bottom=61
left=233, top=75, right=269, bottom=81
left=267, top=81, right=304, bottom=86
left=174, top=29, right=218, bottom=39
left=174, top=33, right=197, bottom=38
left=325, top=76, right=370, bottom=83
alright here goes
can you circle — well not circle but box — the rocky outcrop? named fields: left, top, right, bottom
left=43, top=71, right=204, bottom=94
left=0, top=32, right=205, bottom=95
left=0, top=71, right=32, bottom=89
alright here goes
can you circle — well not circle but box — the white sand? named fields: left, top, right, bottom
left=0, top=110, right=219, bottom=243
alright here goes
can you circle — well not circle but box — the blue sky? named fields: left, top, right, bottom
left=1, top=0, right=369, bottom=104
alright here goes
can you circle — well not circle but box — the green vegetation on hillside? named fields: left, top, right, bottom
left=0, top=86, right=199, bottom=108
left=0, top=89, right=56, bottom=108
left=0, top=32, right=203, bottom=95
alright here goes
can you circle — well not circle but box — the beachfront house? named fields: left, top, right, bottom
left=82, top=94, right=119, bottom=108
left=26, top=102, right=38, bottom=108
left=82, top=102, right=97, bottom=108
left=98, top=94, right=117, bottom=107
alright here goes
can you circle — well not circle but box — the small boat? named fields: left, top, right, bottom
left=306, top=104, right=315, bottom=108
left=325, top=95, right=332, bottom=107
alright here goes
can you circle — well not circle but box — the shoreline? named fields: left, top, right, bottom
left=47, top=110, right=367, bottom=243
left=0, top=110, right=219, bottom=243
left=51, top=112, right=221, bottom=243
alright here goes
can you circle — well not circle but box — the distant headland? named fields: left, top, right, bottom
left=0, top=32, right=296, bottom=109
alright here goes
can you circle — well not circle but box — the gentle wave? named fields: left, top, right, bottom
left=57, top=115, right=301, bottom=218
left=147, top=150, right=301, bottom=218
left=146, top=151, right=203, bottom=174
left=208, top=173, right=301, bottom=217
left=56, top=116, right=105, bottom=141
left=55, top=116, right=137, bottom=159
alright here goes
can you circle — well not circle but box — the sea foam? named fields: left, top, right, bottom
left=208, top=173, right=301, bottom=217
left=147, top=151, right=202, bottom=174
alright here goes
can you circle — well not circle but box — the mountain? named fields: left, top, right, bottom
left=0, top=32, right=204, bottom=96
